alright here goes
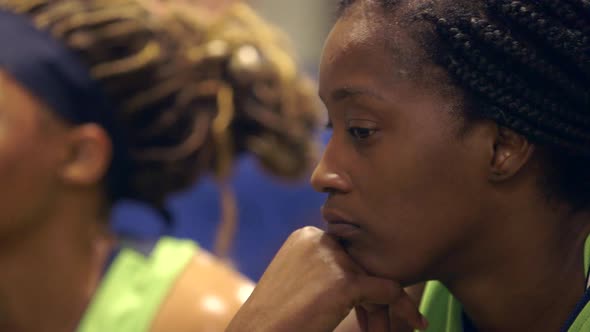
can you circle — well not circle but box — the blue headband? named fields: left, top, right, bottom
left=0, top=9, right=130, bottom=199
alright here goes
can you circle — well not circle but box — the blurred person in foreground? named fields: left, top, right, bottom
left=0, top=0, right=320, bottom=331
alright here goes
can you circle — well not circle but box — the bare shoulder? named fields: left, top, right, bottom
left=150, top=250, right=254, bottom=332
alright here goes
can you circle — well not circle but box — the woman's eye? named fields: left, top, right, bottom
left=347, top=127, right=376, bottom=140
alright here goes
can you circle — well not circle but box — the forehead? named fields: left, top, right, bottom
left=0, top=71, right=37, bottom=111
left=319, top=1, right=435, bottom=100
left=0, top=70, right=62, bottom=128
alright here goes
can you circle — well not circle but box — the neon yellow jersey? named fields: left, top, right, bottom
left=418, top=234, right=590, bottom=331
left=77, top=237, right=197, bottom=332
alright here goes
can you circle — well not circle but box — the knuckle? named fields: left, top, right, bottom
left=289, top=226, right=323, bottom=244
left=385, top=281, right=403, bottom=299
left=300, top=226, right=322, bottom=236
left=291, top=226, right=320, bottom=237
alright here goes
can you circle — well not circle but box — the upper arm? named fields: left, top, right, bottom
left=150, top=251, right=254, bottom=332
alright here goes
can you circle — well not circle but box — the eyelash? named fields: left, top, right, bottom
left=326, top=120, right=377, bottom=142
left=347, top=127, right=377, bottom=140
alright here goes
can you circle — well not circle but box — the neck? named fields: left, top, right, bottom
left=443, top=202, right=590, bottom=332
left=0, top=195, right=114, bottom=332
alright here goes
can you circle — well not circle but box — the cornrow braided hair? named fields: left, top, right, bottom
left=0, top=0, right=321, bottom=214
left=340, top=0, right=590, bottom=209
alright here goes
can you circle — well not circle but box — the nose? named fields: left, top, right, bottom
left=310, top=141, right=352, bottom=194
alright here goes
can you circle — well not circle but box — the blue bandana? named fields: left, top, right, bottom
left=0, top=9, right=130, bottom=199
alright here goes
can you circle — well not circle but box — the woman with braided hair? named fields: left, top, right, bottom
left=0, top=0, right=320, bottom=331
left=227, top=0, right=590, bottom=331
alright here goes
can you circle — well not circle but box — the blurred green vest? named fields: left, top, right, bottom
left=77, top=238, right=197, bottom=332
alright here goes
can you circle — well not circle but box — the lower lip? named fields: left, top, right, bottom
left=326, top=223, right=361, bottom=239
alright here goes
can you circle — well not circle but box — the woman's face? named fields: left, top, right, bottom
left=0, top=71, right=70, bottom=240
left=313, top=2, right=496, bottom=284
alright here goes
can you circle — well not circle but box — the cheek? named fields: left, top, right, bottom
left=0, top=124, right=59, bottom=232
left=352, top=132, right=486, bottom=280
left=366, top=133, right=480, bottom=216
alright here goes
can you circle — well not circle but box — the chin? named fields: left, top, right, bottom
left=346, top=247, right=420, bottom=285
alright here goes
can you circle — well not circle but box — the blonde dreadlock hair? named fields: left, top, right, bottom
left=0, top=0, right=321, bottom=227
left=171, top=3, right=322, bottom=256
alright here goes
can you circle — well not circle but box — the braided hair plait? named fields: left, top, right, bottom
left=433, top=18, right=590, bottom=143
left=486, top=0, right=590, bottom=77
left=445, top=57, right=590, bottom=154
left=537, top=0, right=590, bottom=37
left=450, top=17, right=590, bottom=108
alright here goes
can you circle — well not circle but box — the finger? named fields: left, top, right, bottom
left=364, top=305, right=390, bottom=332
left=353, top=276, right=428, bottom=330
left=388, top=292, right=428, bottom=330
left=389, top=304, right=416, bottom=332
left=355, top=306, right=368, bottom=332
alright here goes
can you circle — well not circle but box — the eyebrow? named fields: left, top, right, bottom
left=323, top=86, right=387, bottom=104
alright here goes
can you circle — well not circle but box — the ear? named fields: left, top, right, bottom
left=489, top=126, right=535, bottom=182
left=59, top=124, right=112, bottom=187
